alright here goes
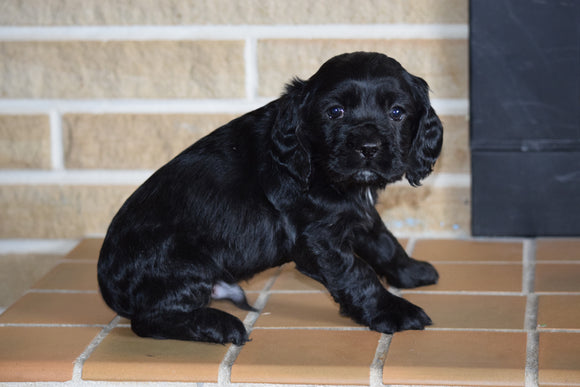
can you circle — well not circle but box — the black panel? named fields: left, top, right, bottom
left=472, top=152, right=580, bottom=236
left=470, top=0, right=580, bottom=150
left=470, top=0, right=580, bottom=236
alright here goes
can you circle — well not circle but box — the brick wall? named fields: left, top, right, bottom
left=0, top=0, right=470, bottom=242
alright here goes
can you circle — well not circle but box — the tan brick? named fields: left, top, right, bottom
left=0, top=185, right=136, bottom=238
left=0, top=41, right=245, bottom=98
left=377, top=185, right=470, bottom=235
left=63, top=113, right=468, bottom=172
left=258, top=39, right=468, bottom=99
left=0, top=115, right=51, bottom=169
left=434, top=115, right=470, bottom=174
left=0, top=0, right=468, bottom=25
left=63, top=114, right=236, bottom=169
left=0, top=182, right=469, bottom=238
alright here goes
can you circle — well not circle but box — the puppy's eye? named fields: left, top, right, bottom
left=388, top=107, right=405, bottom=121
left=327, top=106, right=345, bottom=120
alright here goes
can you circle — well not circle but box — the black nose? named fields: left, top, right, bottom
left=357, top=142, right=380, bottom=159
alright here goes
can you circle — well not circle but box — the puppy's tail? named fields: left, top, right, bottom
left=211, top=281, right=258, bottom=312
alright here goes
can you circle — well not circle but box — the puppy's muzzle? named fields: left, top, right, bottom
left=348, top=124, right=383, bottom=161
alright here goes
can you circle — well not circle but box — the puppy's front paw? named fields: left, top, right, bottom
left=386, top=258, right=439, bottom=289
left=369, top=294, right=432, bottom=334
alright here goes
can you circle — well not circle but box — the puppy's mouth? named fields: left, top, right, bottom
left=327, top=151, right=406, bottom=187
left=350, top=168, right=403, bottom=186
left=354, top=170, right=380, bottom=182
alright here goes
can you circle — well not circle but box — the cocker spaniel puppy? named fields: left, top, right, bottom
left=98, top=52, right=444, bottom=345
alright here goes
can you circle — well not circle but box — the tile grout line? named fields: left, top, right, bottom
left=536, top=328, right=580, bottom=333
left=425, top=327, right=533, bottom=333
left=26, top=289, right=98, bottom=294
left=522, top=239, right=536, bottom=296
left=0, top=323, right=108, bottom=328
left=526, top=331, right=540, bottom=387
left=535, top=291, right=580, bottom=295
left=250, top=326, right=372, bottom=332
left=524, top=295, right=539, bottom=332
left=224, top=325, right=580, bottom=333
left=71, top=315, right=121, bottom=382
left=405, top=236, right=418, bottom=256
left=370, top=333, right=392, bottom=387
left=218, top=267, right=282, bottom=385
left=401, top=290, right=527, bottom=296
left=536, top=260, right=580, bottom=264
left=523, top=238, right=539, bottom=387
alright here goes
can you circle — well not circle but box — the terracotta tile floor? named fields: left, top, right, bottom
left=1, top=237, right=579, bottom=386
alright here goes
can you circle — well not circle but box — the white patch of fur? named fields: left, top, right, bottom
left=211, top=281, right=245, bottom=304
left=366, top=188, right=374, bottom=206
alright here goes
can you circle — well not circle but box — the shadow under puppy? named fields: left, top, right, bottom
left=98, top=52, right=444, bottom=345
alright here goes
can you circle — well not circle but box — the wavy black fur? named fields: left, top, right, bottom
left=98, top=52, right=444, bottom=345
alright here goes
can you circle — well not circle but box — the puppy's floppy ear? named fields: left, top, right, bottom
left=270, top=78, right=311, bottom=188
left=405, top=75, right=444, bottom=187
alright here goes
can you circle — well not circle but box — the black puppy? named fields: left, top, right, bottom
left=98, top=52, right=443, bottom=345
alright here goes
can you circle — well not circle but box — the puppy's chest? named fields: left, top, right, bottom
left=308, top=192, right=376, bottom=233
left=350, top=199, right=376, bottom=231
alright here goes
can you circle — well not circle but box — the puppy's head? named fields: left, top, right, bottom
left=274, top=52, right=443, bottom=189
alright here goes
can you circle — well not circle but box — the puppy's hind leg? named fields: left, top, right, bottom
left=131, top=307, right=249, bottom=345
left=130, top=272, right=249, bottom=344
